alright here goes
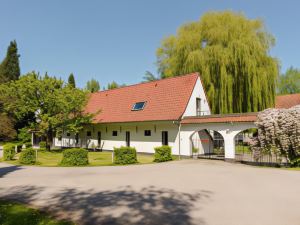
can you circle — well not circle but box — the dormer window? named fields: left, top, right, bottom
left=132, top=102, right=146, bottom=111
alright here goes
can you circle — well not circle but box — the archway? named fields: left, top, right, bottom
left=190, top=129, right=225, bottom=159
left=234, top=128, right=257, bottom=162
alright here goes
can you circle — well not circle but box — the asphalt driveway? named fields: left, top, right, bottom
left=0, top=160, right=299, bottom=225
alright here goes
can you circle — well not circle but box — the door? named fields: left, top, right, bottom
left=97, top=131, right=101, bottom=148
left=126, top=131, right=130, bottom=147
left=162, top=131, right=168, bottom=146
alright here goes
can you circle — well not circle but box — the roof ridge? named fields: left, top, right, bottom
left=94, top=72, right=199, bottom=94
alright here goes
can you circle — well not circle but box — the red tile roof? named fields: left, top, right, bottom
left=85, top=73, right=199, bottom=123
left=181, top=113, right=258, bottom=124
left=275, top=93, right=300, bottom=109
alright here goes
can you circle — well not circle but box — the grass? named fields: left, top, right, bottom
left=0, top=200, right=74, bottom=225
left=3, top=149, right=156, bottom=167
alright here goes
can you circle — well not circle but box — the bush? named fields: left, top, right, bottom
left=114, top=146, right=137, bottom=165
left=60, top=148, right=89, bottom=166
left=19, top=148, right=36, bottom=165
left=154, top=146, right=173, bottom=162
left=39, top=141, right=47, bottom=150
left=17, top=127, right=31, bottom=143
left=24, top=142, right=32, bottom=148
left=3, top=144, right=16, bottom=161
left=290, top=158, right=300, bottom=167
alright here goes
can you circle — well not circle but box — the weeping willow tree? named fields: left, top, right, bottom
left=157, top=11, right=279, bottom=113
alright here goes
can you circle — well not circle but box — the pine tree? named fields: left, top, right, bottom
left=68, top=73, right=76, bottom=88
left=0, top=40, right=21, bottom=83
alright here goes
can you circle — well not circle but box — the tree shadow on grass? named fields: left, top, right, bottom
left=0, top=185, right=212, bottom=225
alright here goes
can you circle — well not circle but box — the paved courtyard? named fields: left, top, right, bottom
left=0, top=160, right=299, bottom=225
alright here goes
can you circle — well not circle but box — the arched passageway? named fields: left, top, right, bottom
left=190, top=129, right=225, bottom=159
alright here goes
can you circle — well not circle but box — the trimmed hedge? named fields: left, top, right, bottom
left=39, top=141, right=46, bottom=150
left=3, top=144, right=16, bottom=161
left=114, top=146, right=137, bottom=165
left=19, top=148, right=36, bottom=165
left=154, top=146, right=173, bottom=162
left=60, top=148, right=89, bottom=166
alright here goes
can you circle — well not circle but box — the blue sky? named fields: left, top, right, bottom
left=0, top=0, right=299, bottom=88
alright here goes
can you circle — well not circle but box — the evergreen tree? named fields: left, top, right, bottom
left=156, top=11, right=279, bottom=113
left=68, top=73, right=76, bottom=88
left=86, top=78, right=100, bottom=93
left=0, top=40, right=21, bottom=83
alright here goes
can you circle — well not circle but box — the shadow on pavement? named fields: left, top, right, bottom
left=0, top=185, right=212, bottom=225
left=0, top=165, right=23, bottom=178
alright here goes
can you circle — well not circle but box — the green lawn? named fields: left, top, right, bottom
left=0, top=200, right=74, bottom=225
left=3, top=150, right=156, bottom=167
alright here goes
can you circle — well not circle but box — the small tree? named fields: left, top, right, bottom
left=0, top=72, right=95, bottom=150
left=68, top=73, right=76, bottom=88
left=86, top=78, right=100, bottom=93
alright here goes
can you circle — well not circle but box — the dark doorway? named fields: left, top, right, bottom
left=126, top=131, right=130, bottom=147
left=162, top=131, right=168, bottom=146
left=97, top=131, right=101, bottom=149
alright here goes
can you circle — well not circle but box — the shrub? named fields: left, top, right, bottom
left=114, top=146, right=137, bottom=165
left=60, top=148, right=89, bottom=166
left=192, top=147, right=199, bottom=154
left=19, top=148, right=36, bottom=165
left=3, top=144, right=16, bottom=161
left=24, top=142, right=32, bottom=148
left=39, top=141, right=47, bottom=150
left=290, top=158, right=300, bottom=167
left=17, top=127, right=31, bottom=143
left=154, top=146, right=173, bottom=162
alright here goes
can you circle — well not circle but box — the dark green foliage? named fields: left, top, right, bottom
left=154, top=146, right=173, bottom=162
left=290, top=158, right=300, bottom=167
left=68, top=73, right=76, bottom=88
left=3, top=144, right=15, bottom=160
left=0, top=40, right=20, bottom=83
left=278, top=67, right=300, bottom=94
left=24, top=142, right=32, bottom=148
left=114, top=146, right=137, bottom=164
left=19, top=148, right=36, bottom=165
left=0, top=200, right=74, bottom=225
left=17, top=127, right=31, bottom=143
left=0, top=113, right=16, bottom=141
left=60, top=148, right=89, bottom=166
left=39, top=141, right=47, bottom=150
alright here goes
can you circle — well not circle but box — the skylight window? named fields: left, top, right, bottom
left=132, top=102, right=146, bottom=111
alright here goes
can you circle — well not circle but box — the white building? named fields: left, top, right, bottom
left=52, top=73, right=212, bottom=156
left=32, top=73, right=300, bottom=161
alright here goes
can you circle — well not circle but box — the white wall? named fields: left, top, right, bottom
left=54, top=121, right=181, bottom=155
left=182, top=77, right=211, bottom=117
left=180, top=122, right=256, bottom=158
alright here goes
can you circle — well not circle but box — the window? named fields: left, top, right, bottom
left=144, top=130, right=151, bottom=136
left=75, top=133, right=79, bottom=144
left=112, top=131, right=118, bottom=136
left=162, top=131, right=168, bottom=146
left=132, top=102, right=146, bottom=111
left=196, top=98, right=201, bottom=116
left=66, top=132, right=70, bottom=137
left=87, top=131, right=92, bottom=137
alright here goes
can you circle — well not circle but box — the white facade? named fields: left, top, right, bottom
left=52, top=76, right=257, bottom=160
left=53, top=77, right=211, bottom=156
